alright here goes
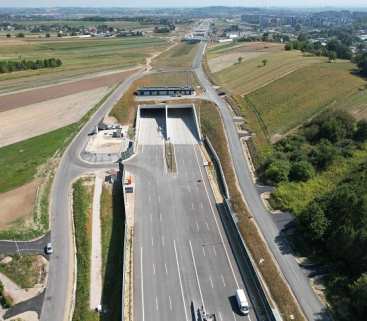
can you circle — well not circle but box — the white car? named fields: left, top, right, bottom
left=45, top=242, right=53, bottom=255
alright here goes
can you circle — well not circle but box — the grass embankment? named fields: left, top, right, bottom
left=198, top=100, right=306, bottom=321
left=100, top=182, right=125, bottom=321
left=110, top=71, right=198, bottom=125
left=0, top=255, right=45, bottom=288
left=0, top=37, right=168, bottom=83
left=152, top=42, right=199, bottom=69
left=72, top=178, right=97, bottom=321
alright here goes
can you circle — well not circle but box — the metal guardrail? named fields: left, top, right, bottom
left=203, top=136, right=278, bottom=321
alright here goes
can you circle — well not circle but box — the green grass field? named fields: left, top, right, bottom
left=0, top=36, right=168, bottom=82
left=0, top=124, right=77, bottom=194
left=72, top=178, right=98, bottom=321
left=212, top=50, right=325, bottom=96
left=239, top=62, right=367, bottom=154
left=152, top=42, right=198, bottom=69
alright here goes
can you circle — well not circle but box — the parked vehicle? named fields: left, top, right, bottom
left=236, top=289, right=249, bottom=315
left=45, top=242, right=53, bottom=255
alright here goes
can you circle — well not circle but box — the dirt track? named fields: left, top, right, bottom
left=0, top=69, right=136, bottom=112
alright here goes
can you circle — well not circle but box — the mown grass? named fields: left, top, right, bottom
left=100, top=181, right=124, bottom=321
left=72, top=178, right=98, bottom=321
left=271, top=144, right=367, bottom=215
left=198, top=100, right=306, bottom=321
left=0, top=124, right=78, bottom=194
left=242, top=62, right=365, bottom=139
left=212, top=50, right=325, bottom=96
left=110, top=71, right=198, bottom=125
left=152, top=42, right=199, bottom=69
left=0, top=37, right=168, bottom=82
left=0, top=255, right=44, bottom=288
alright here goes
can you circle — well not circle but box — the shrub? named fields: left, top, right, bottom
left=289, top=160, right=315, bottom=182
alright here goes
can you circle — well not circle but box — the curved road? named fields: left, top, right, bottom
left=194, top=41, right=327, bottom=321
left=40, top=69, right=145, bottom=321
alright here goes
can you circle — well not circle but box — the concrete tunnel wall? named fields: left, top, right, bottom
left=136, top=104, right=202, bottom=145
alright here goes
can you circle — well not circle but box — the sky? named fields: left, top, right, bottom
left=0, top=0, right=367, bottom=8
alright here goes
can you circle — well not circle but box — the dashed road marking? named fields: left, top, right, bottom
left=140, top=247, right=145, bottom=321
left=202, top=247, right=206, bottom=257
left=189, top=240, right=206, bottom=311
left=156, top=296, right=159, bottom=311
left=205, top=221, right=210, bottom=231
left=161, top=235, right=165, bottom=247
left=169, top=295, right=173, bottom=311
left=165, top=263, right=168, bottom=275
left=221, top=274, right=226, bottom=287
left=209, top=275, right=214, bottom=288
left=213, top=246, right=217, bottom=256
left=153, top=263, right=156, bottom=275
left=196, top=221, right=200, bottom=232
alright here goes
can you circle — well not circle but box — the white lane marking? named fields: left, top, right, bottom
left=152, top=237, right=154, bottom=246
left=158, top=196, right=161, bottom=203
left=232, top=311, right=237, bottom=321
left=213, top=246, right=217, bottom=256
left=148, top=195, right=152, bottom=202
left=221, top=274, right=226, bottom=287
left=205, top=221, right=210, bottom=231
left=159, top=213, right=162, bottom=222
left=196, top=221, right=200, bottom=232
left=169, top=295, right=173, bottom=311
left=156, top=296, right=159, bottom=311
left=193, top=146, right=239, bottom=288
left=191, top=203, right=195, bottom=210
left=165, top=263, right=168, bottom=275
left=200, top=202, right=204, bottom=209
left=150, top=213, right=153, bottom=222
left=202, top=247, right=206, bottom=257
left=161, top=235, right=165, bottom=247
left=153, top=263, right=156, bottom=275
left=140, top=247, right=145, bottom=321
left=209, top=275, right=214, bottom=289
left=189, top=240, right=206, bottom=312
left=219, top=312, right=223, bottom=321
left=173, top=240, right=189, bottom=321
left=248, top=314, right=253, bottom=321
left=187, top=186, right=191, bottom=193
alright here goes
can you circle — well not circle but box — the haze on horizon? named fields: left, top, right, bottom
left=1, top=0, right=367, bottom=8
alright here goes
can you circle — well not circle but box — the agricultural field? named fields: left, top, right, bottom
left=210, top=47, right=325, bottom=96
left=207, top=41, right=284, bottom=72
left=0, top=36, right=168, bottom=86
left=239, top=61, right=367, bottom=152
left=152, top=42, right=199, bottom=69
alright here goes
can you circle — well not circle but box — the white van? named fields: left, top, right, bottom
left=236, top=289, right=249, bottom=315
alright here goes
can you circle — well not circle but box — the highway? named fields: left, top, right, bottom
left=40, top=69, right=145, bottom=321
left=193, top=40, right=328, bottom=320
left=126, top=107, right=260, bottom=321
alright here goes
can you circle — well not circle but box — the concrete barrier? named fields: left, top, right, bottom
left=204, top=137, right=280, bottom=321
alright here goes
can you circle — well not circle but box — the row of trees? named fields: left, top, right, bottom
left=285, top=37, right=352, bottom=61
left=0, top=58, right=62, bottom=74
left=260, top=111, right=367, bottom=185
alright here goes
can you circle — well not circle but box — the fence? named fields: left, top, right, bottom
left=203, top=136, right=279, bottom=321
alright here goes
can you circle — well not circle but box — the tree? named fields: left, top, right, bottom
left=354, top=120, right=367, bottom=142
left=328, top=50, right=337, bottom=62
left=264, top=159, right=290, bottom=184
left=289, top=161, right=315, bottom=182
left=284, top=43, right=293, bottom=51
left=237, top=56, right=243, bottom=64
left=45, top=33, right=51, bottom=38
left=355, top=52, right=367, bottom=76
left=262, top=59, right=268, bottom=67
left=16, top=33, right=24, bottom=38
left=6, top=33, right=11, bottom=38
left=299, top=202, right=329, bottom=242
left=310, top=139, right=338, bottom=170
left=349, top=274, right=367, bottom=319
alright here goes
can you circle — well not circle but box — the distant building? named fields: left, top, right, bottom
left=136, top=86, right=195, bottom=96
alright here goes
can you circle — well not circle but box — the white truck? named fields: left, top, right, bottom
left=236, top=289, right=249, bottom=315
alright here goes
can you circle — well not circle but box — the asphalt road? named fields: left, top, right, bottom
left=194, top=41, right=328, bottom=320
left=126, top=108, right=261, bottom=321
left=0, top=232, right=50, bottom=256
left=40, top=69, right=145, bottom=321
